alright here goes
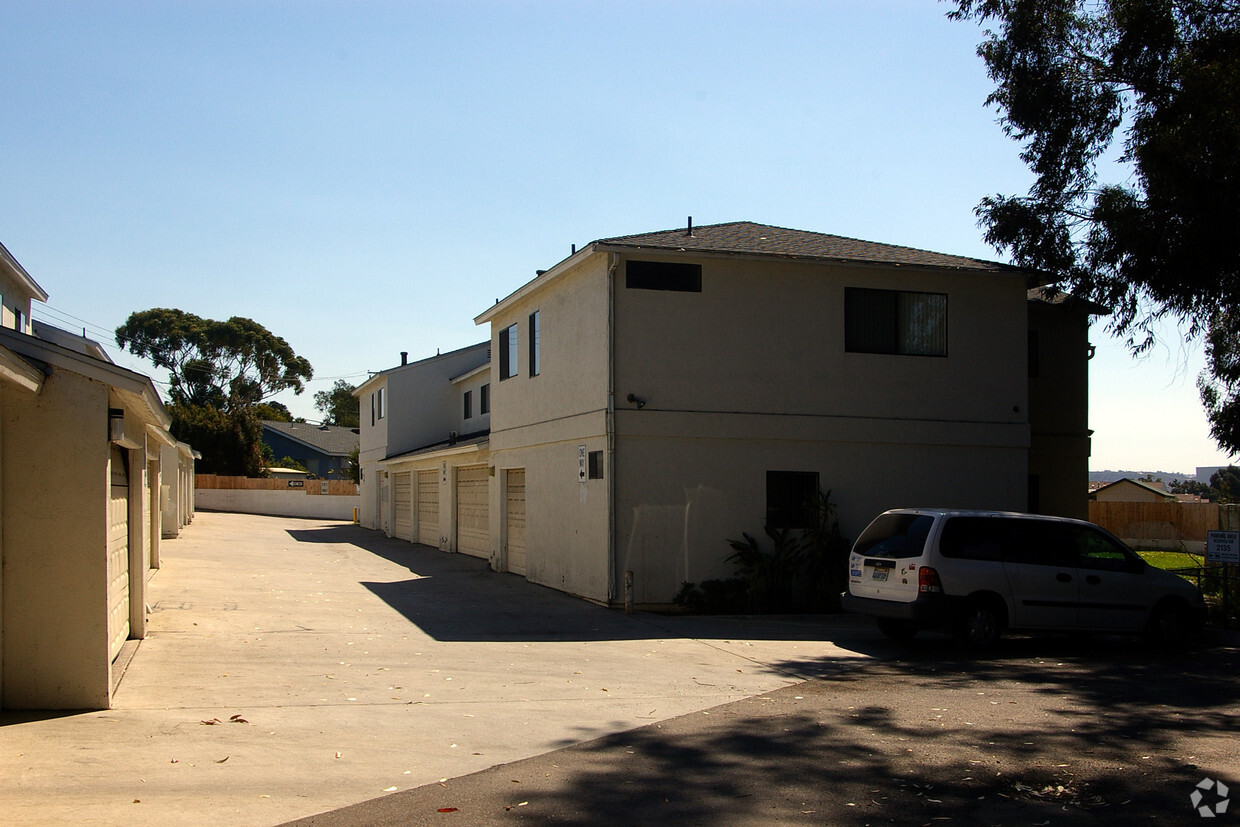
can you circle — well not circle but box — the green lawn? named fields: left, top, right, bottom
left=1137, top=550, right=1204, bottom=571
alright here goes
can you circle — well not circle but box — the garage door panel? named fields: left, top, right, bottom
left=393, top=472, right=413, bottom=541
left=108, top=447, right=130, bottom=661
left=505, top=469, right=526, bottom=576
left=417, top=470, right=439, bottom=547
left=455, top=465, right=489, bottom=558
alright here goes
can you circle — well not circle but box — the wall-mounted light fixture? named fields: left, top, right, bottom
left=626, top=393, right=646, bottom=409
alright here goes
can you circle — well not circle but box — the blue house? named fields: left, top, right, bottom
left=261, top=421, right=359, bottom=478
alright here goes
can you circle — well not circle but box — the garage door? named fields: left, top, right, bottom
left=505, top=469, right=526, bottom=576
left=455, top=465, right=490, bottom=558
left=392, top=472, right=413, bottom=541
left=417, top=469, right=439, bottom=547
left=107, top=446, right=130, bottom=661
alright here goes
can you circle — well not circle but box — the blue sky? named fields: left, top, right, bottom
left=2, top=0, right=1233, bottom=474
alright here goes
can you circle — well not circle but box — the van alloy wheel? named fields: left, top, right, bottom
left=956, top=602, right=1002, bottom=647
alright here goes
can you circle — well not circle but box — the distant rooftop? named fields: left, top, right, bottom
left=261, top=421, right=359, bottom=456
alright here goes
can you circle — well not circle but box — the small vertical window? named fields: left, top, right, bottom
left=463, top=389, right=473, bottom=420
left=499, top=324, right=518, bottom=380
left=587, top=450, right=603, bottom=479
left=529, top=310, right=541, bottom=376
left=371, top=393, right=376, bottom=426
left=766, top=471, right=819, bottom=529
left=15, top=309, right=24, bottom=333
left=480, top=383, right=490, bottom=414
left=377, top=387, right=385, bottom=419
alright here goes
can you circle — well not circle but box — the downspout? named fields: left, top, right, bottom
left=607, top=252, right=618, bottom=604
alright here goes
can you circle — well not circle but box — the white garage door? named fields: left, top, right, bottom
left=107, top=446, right=130, bottom=661
left=455, top=465, right=490, bottom=558
left=417, top=469, right=439, bottom=547
left=392, top=472, right=413, bottom=541
left=505, top=469, right=526, bottom=576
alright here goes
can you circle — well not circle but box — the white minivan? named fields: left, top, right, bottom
left=841, top=509, right=1207, bottom=646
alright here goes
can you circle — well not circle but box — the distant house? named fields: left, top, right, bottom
left=1091, top=478, right=1176, bottom=503
left=1, top=241, right=193, bottom=709
left=358, top=221, right=1105, bottom=609
left=261, top=420, right=359, bottom=478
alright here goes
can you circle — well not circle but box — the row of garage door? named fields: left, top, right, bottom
left=389, top=466, right=526, bottom=576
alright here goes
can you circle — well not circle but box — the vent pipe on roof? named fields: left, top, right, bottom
left=572, top=243, right=576, bottom=254
left=401, top=351, right=408, bottom=366
left=686, top=216, right=693, bottom=237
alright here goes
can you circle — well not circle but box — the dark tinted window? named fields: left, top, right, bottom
left=1072, top=525, right=1141, bottom=571
left=1001, top=520, right=1078, bottom=567
left=939, top=517, right=1007, bottom=561
left=626, top=260, right=702, bottom=292
left=766, top=471, right=818, bottom=529
left=854, top=513, right=935, bottom=559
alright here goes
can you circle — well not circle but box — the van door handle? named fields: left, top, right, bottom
left=1085, top=575, right=1101, bottom=585
left=1056, top=572, right=1072, bottom=583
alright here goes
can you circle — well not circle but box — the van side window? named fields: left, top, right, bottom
left=1073, top=526, right=1140, bottom=571
left=939, top=517, right=1006, bottom=561
left=1003, top=520, right=1077, bottom=567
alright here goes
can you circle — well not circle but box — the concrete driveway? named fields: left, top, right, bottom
left=0, top=512, right=882, bottom=826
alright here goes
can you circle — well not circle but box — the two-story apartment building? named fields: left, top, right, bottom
left=357, top=221, right=1101, bottom=610
left=354, top=342, right=492, bottom=551
left=473, top=221, right=1099, bottom=607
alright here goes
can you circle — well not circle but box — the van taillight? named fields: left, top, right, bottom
left=919, top=567, right=943, bottom=593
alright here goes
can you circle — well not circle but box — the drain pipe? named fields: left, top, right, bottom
left=607, top=252, right=619, bottom=606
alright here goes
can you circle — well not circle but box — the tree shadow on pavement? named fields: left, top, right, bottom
left=491, top=638, right=1239, bottom=825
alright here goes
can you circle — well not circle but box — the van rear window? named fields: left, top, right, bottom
left=854, top=514, right=934, bottom=559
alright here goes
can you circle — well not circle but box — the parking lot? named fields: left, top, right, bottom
left=2, top=512, right=1235, bottom=826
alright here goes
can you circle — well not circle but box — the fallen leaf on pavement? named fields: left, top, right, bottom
left=215, top=756, right=229, bottom=764
left=437, top=808, right=458, bottom=813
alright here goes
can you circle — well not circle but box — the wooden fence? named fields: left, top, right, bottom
left=196, top=474, right=358, bottom=496
left=1089, top=501, right=1223, bottom=544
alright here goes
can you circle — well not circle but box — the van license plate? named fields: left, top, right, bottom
left=871, top=570, right=888, bottom=581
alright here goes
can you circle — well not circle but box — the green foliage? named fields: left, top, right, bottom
left=676, top=488, right=852, bottom=614
left=346, top=445, right=360, bottom=484
left=116, top=308, right=313, bottom=413
left=169, top=404, right=264, bottom=476
left=314, top=379, right=360, bottom=427
left=951, top=0, right=1240, bottom=453
left=252, top=401, right=294, bottom=422
left=1210, top=465, right=1240, bottom=502
left=117, top=308, right=313, bottom=475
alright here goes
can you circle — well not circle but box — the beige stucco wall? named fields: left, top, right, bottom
left=488, top=255, right=611, bottom=434
left=613, top=417, right=1028, bottom=605
left=612, top=254, right=1029, bottom=423
left=2, top=371, right=114, bottom=709
left=483, top=254, right=613, bottom=602
left=1027, top=302, right=1094, bottom=519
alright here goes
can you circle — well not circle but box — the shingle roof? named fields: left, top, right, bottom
left=262, top=421, right=360, bottom=456
left=597, top=221, right=1022, bottom=273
